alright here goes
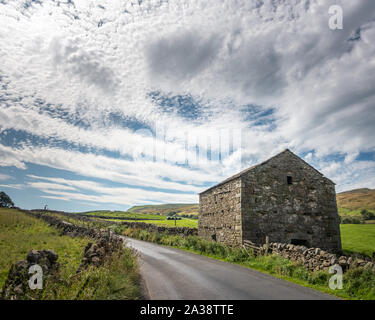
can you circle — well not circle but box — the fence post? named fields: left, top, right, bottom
left=265, top=236, right=270, bottom=256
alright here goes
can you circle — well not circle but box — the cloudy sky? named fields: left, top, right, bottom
left=0, top=0, right=374, bottom=211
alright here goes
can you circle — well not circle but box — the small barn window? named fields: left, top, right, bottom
left=211, top=234, right=217, bottom=242
left=287, top=176, right=293, bottom=185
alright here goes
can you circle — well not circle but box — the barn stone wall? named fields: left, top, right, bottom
left=198, top=177, right=242, bottom=246
left=241, top=151, right=342, bottom=253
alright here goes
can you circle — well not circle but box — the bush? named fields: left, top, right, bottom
left=360, top=209, right=375, bottom=221
left=344, top=267, right=375, bottom=299
left=341, top=216, right=363, bottom=224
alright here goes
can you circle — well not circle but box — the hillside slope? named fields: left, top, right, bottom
left=337, top=188, right=375, bottom=211
left=127, top=203, right=199, bottom=216
left=125, top=188, right=375, bottom=217
left=86, top=188, right=374, bottom=220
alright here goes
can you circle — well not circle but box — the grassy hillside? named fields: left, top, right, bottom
left=337, top=188, right=375, bottom=225
left=0, top=208, right=140, bottom=300
left=127, top=203, right=199, bottom=216
left=337, top=188, right=375, bottom=211
left=0, top=208, right=89, bottom=288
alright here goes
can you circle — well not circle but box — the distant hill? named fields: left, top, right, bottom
left=127, top=204, right=199, bottom=216
left=125, top=188, right=375, bottom=219
left=337, top=188, right=375, bottom=212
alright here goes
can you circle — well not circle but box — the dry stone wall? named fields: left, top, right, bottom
left=77, top=232, right=124, bottom=272
left=265, top=242, right=375, bottom=273
left=1, top=250, right=59, bottom=300
left=23, top=210, right=105, bottom=239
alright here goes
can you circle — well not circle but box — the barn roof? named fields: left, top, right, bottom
left=199, top=149, right=335, bottom=195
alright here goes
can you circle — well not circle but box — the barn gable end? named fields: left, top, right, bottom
left=198, top=149, right=342, bottom=253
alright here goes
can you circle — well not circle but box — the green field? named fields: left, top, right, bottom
left=340, top=224, right=375, bottom=257
left=338, top=207, right=364, bottom=216
left=79, top=209, right=199, bottom=229
left=102, top=217, right=198, bottom=228
left=128, top=219, right=198, bottom=228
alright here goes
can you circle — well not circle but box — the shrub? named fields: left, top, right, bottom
left=360, top=209, right=375, bottom=221
left=341, top=216, right=363, bottom=224
left=226, top=248, right=249, bottom=262
left=344, top=267, right=375, bottom=299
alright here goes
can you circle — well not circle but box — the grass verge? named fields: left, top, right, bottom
left=39, top=247, right=140, bottom=300
left=0, top=208, right=140, bottom=300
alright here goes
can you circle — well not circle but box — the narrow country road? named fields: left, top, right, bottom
left=124, top=237, right=338, bottom=300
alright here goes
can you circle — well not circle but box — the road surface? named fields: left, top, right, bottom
left=124, top=237, right=337, bottom=300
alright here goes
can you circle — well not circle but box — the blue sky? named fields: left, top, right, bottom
left=0, top=0, right=375, bottom=212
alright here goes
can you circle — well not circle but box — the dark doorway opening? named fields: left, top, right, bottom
left=291, top=239, right=309, bottom=247
left=211, top=234, right=217, bottom=242
left=287, top=176, right=293, bottom=185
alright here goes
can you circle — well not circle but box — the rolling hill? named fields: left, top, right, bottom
left=336, top=188, right=375, bottom=212
left=127, top=188, right=375, bottom=217
left=80, top=188, right=375, bottom=221
left=127, top=203, right=199, bottom=216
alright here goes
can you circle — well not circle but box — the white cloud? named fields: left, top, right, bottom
left=0, top=173, right=11, bottom=181
left=0, top=184, right=23, bottom=190
left=28, top=174, right=198, bottom=206
left=0, top=0, right=375, bottom=206
left=0, top=144, right=218, bottom=193
left=27, top=182, right=77, bottom=192
left=321, top=160, right=375, bottom=193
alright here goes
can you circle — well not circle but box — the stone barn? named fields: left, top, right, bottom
left=198, top=149, right=342, bottom=253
